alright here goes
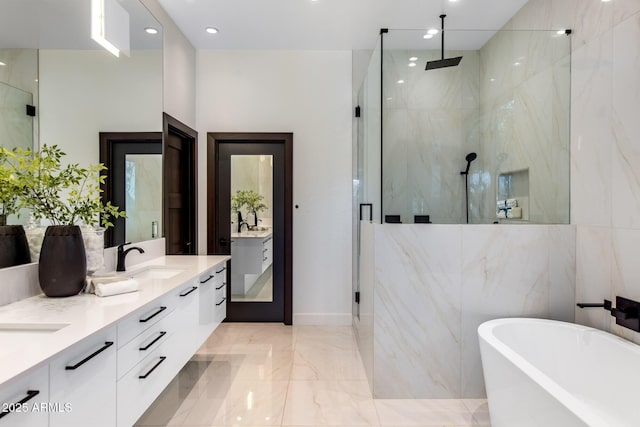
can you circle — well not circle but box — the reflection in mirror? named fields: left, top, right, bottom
left=125, top=154, right=162, bottom=244
left=0, top=49, right=38, bottom=227
left=0, top=0, right=163, bottom=269
left=230, top=155, right=273, bottom=302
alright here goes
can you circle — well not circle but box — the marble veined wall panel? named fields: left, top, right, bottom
left=367, top=224, right=575, bottom=398
left=373, top=225, right=462, bottom=398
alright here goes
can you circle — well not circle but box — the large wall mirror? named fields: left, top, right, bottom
left=0, top=0, right=163, bottom=267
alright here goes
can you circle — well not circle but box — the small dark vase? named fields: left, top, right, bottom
left=38, top=225, right=87, bottom=297
left=0, top=225, right=31, bottom=268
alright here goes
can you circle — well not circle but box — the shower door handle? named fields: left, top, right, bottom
left=359, top=203, right=373, bottom=221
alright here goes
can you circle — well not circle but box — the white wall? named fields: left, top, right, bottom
left=509, top=1, right=640, bottom=344
left=39, top=49, right=162, bottom=166
left=141, top=0, right=197, bottom=128
left=197, top=50, right=353, bottom=325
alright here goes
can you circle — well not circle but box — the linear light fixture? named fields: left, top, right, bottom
left=92, top=0, right=119, bottom=56
left=91, top=0, right=130, bottom=57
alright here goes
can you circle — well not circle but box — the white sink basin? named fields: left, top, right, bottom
left=129, top=267, right=185, bottom=280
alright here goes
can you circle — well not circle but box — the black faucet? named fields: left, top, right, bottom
left=116, top=242, right=145, bottom=272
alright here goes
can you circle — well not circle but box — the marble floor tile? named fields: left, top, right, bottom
left=282, top=380, right=379, bottom=425
left=375, top=399, right=475, bottom=426
left=183, top=380, right=289, bottom=426
left=139, top=324, right=491, bottom=426
left=291, top=345, right=367, bottom=380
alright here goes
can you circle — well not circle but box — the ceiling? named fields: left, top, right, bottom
left=158, top=0, right=530, bottom=50
left=0, top=0, right=162, bottom=50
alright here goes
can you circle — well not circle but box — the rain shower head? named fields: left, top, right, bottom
left=425, top=14, right=463, bottom=71
left=426, top=56, right=463, bottom=70
left=461, top=152, right=477, bottom=175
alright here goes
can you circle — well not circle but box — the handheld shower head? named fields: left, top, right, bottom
left=461, top=152, right=477, bottom=175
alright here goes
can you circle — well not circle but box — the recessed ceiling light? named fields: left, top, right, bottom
left=145, top=27, right=158, bottom=35
left=0, top=61, right=6, bottom=66
left=449, top=0, right=459, bottom=2
left=556, top=30, right=565, bottom=35
left=409, top=56, right=418, bottom=61
left=408, top=62, right=417, bottom=67
left=423, top=34, right=434, bottom=39
left=514, top=62, right=521, bottom=66
left=397, top=80, right=405, bottom=84
left=205, top=27, right=219, bottom=34
left=601, top=0, right=611, bottom=2
left=490, top=78, right=496, bottom=82
left=427, top=29, right=439, bottom=35
left=386, top=97, right=393, bottom=101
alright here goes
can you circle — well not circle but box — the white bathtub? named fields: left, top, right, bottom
left=479, top=318, right=640, bottom=427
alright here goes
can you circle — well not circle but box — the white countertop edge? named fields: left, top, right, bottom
left=0, top=255, right=230, bottom=387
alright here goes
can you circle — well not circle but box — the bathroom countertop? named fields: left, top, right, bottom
left=0, top=255, right=230, bottom=387
left=231, top=230, right=273, bottom=239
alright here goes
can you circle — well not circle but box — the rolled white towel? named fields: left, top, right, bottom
left=497, top=200, right=506, bottom=208
left=85, top=276, right=124, bottom=294
left=94, top=279, right=139, bottom=297
left=506, top=198, right=518, bottom=208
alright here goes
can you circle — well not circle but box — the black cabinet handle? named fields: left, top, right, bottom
left=215, top=267, right=226, bottom=274
left=179, top=286, right=197, bottom=297
left=139, top=331, right=167, bottom=351
left=0, top=390, right=39, bottom=419
left=216, top=298, right=226, bottom=306
left=200, top=275, right=214, bottom=284
left=263, top=257, right=268, bottom=261
left=65, top=341, right=114, bottom=370
left=263, top=237, right=272, bottom=243
left=139, top=306, right=167, bottom=323
left=138, top=356, right=166, bottom=379
left=263, top=248, right=268, bottom=253
left=215, top=282, right=226, bottom=290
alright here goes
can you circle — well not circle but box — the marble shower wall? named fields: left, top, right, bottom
left=381, top=29, right=571, bottom=225
left=356, top=223, right=575, bottom=398
left=507, top=1, right=640, bottom=343
left=382, top=48, right=480, bottom=224
left=476, top=29, right=571, bottom=224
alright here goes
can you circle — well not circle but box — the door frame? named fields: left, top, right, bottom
left=99, top=131, right=162, bottom=248
left=163, top=113, right=198, bottom=255
left=207, top=132, right=293, bottom=325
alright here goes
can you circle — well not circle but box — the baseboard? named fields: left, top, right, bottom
left=293, top=313, right=352, bottom=326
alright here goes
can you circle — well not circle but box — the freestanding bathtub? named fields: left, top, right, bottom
left=479, top=318, right=640, bottom=427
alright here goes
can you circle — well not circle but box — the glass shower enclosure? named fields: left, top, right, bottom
left=353, top=27, right=571, bottom=318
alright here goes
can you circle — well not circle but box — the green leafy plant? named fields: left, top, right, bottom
left=0, top=147, right=24, bottom=223
left=11, top=145, right=125, bottom=228
left=231, top=190, right=267, bottom=215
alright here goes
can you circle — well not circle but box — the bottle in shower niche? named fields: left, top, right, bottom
left=152, top=221, right=158, bottom=238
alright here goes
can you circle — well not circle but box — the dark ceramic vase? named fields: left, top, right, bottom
left=0, top=225, right=31, bottom=268
left=38, top=225, right=87, bottom=297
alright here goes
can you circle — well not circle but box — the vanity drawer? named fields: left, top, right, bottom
left=117, top=293, right=176, bottom=348
left=0, top=364, right=49, bottom=427
left=117, top=308, right=177, bottom=379
left=116, top=341, right=175, bottom=427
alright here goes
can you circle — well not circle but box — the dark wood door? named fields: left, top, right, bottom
left=164, top=133, right=195, bottom=255
left=208, top=133, right=293, bottom=324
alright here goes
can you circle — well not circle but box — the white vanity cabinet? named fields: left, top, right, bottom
left=0, top=365, right=49, bottom=427
left=0, top=256, right=230, bottom=427
left=49, top=327, right=117, bottom=427
left=214, top=264, right=227, bottom=323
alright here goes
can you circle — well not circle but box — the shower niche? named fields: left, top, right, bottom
left=497, top=169, right=529, bottom=221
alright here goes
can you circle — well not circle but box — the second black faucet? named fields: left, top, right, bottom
left=116, top=242, right=145, bottom=272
